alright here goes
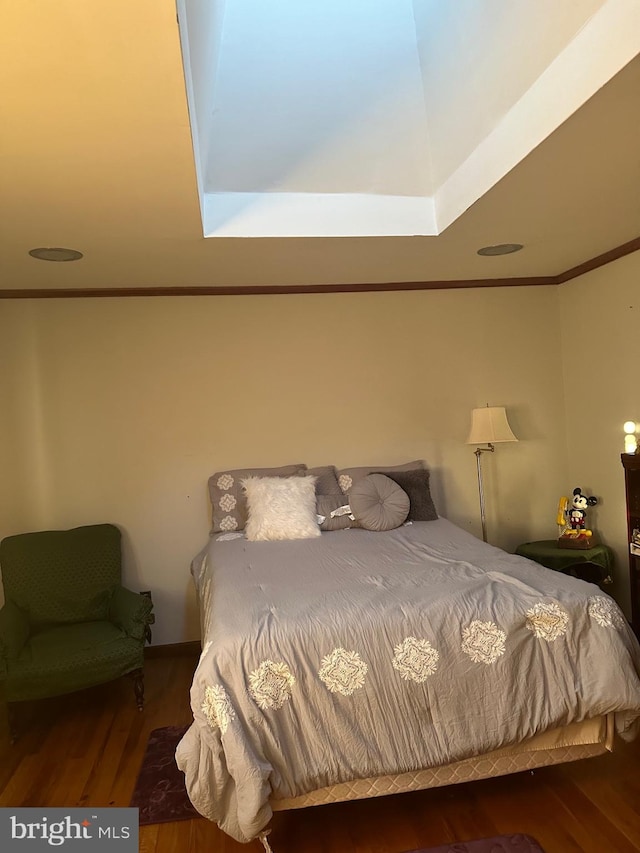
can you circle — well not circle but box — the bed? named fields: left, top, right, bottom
left=175, top=464, right=640, bottom=847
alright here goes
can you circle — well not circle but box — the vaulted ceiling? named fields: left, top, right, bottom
left=1, top=0, right=639, bottom=294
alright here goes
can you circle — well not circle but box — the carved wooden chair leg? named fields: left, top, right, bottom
left=130, top=669, right=145, bottom=711
left=7, top=702, right=19, bottom=744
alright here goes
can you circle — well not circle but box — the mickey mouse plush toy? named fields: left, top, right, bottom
left=568, top=487, right=597, bottom=531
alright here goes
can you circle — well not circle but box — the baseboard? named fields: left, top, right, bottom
left=144, top=640, right=201, bottom=659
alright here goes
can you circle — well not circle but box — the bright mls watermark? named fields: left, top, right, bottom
left=0, top=808, right=138, bottom=851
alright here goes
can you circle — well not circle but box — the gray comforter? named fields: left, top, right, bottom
left=175, top=518, right=640, bottom=843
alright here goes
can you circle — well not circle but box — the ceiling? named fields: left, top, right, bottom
left=1, top=0, right=639, bottom=294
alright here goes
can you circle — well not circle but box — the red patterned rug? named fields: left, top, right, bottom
left=131, top=726, right=545, bottom=853
left=130, top=725, right=198, bottom=825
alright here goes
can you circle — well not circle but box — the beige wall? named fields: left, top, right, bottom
left=0, top=302, right=48, bottom=538
left=1, top=285, right=571, bottom=640
left=559, top=250, right=640, bottom=616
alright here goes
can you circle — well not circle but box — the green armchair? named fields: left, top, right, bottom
left=0, top=523, right=154, bottom=742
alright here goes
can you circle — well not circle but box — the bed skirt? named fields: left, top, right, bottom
left=270, top=714, right=613, bottom=811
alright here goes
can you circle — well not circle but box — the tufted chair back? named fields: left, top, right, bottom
left=0, top=524, right=122, bottom=630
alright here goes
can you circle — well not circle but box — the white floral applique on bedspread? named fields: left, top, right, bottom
left=318, top=647, right=368, bottom=695
left=588, top=595, right=626, bottom=628
left=525, top=601, right=569, bottom=641
left=461, top=620, right=506, bottom=664
left=202, top=684, right=236, bottom=734
left=392, top=637, right=439, bottom=682
left=249, top=660, right=296, bottom=710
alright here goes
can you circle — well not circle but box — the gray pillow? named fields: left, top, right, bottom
left=349, top=474, right=410, bottom=532
left=307, top=465, right=343, bottom=496
left=209, top=464, right=307, bottom=532
left=373, top=468, right=438, bottom=521
left=336, top=460, right=425, bottom=495
left=316, top=495, right=354, bottom=531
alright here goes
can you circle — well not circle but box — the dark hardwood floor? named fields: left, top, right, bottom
left=1, top=650, right=639, bottom=853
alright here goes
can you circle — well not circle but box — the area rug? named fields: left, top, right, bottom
left=130, top=724, right=198, bottom=825
left=405, top=837, right=545, bottom=853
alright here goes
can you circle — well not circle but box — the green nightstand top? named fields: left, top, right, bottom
left=515, top=539, right=613, bottom=574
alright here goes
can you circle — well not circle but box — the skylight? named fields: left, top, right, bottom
left=177, top=0, right=639, bottom=238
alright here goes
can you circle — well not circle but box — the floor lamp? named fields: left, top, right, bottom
left=466, top=406, right=518, bottom=542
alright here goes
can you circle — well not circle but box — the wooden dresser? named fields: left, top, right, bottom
left=621, top=452, right=640, bottom=635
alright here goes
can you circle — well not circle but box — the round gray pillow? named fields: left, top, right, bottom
left=349, top=473, right=410, bottom=531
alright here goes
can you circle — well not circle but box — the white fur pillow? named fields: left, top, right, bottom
left=242, top=476, right=321, bottom=541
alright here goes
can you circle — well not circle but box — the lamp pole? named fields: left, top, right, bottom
left=474, top=444, right=495, bottom=542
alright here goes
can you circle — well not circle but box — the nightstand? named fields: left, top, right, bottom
left=515, top=539, right=613, bottom=587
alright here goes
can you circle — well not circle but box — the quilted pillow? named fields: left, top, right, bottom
left=316, top=495, right=354, bottom=531
left=242, top=476, right=321, bottom=541
left=373, top=468, right=438, bottom=521
left=209, top=463, right=307, bottom=533
left=349, top=474, right=410, bottom=532
left=336, top=460, right=425, bottom=495
left=307, top=465, right=343, bottom=496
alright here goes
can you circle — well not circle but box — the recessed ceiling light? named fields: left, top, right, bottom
left=477, top=243, right=524, bottom=256
left=28, top=247, right=83, bottom=262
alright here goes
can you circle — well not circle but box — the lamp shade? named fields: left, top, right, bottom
left=466, top=406, right=518, bottom=445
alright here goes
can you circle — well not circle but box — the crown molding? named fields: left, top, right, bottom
left=1, top=236, right=638, bottom=299
left=554, top=235, right=640, bottom=283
